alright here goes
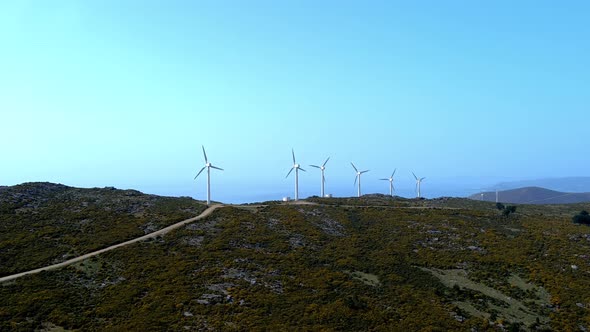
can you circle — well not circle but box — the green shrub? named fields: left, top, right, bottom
left=502, top=206, right=517, bottom=217
left=573, top=210, right=590, bottom=225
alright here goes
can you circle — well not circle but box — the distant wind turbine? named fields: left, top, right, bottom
left=310, top=157, right=330, bottom=197
left=286, top=149, right=306, bottom=201
left=351, top=163, right=369, bottom=197
left=412, top=172, right=426, bottom=198
left=380, top=169, right=397, bottom=197
left=194, top=146, right=223, bottom=206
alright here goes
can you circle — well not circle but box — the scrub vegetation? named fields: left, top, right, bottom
left=0, top=183, right=206, bottom=277
left=1, top=185, right=590, bottom=331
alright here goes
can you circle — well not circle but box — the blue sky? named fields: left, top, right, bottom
left=1, top=1, right=589, bottom=202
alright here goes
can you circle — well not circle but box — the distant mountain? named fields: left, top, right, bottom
left=469, top=186, right=590, bottom=204
left=492, top=177, right=590, bottom=193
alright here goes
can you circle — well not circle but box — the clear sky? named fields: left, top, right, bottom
left=1, top=1, right=589, bottom=202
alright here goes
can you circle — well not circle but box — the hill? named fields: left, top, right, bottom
left=2, top=183, right=590, bottom=331
left=493, top=177, right=590, bottom=193
left=0, top=182, right=207, bottom=277
left=469, top=186, right=590, bottom=204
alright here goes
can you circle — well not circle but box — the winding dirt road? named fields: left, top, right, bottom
left=0, top=204, right=223, bottom=283
left=0, top=200, right=443, bottom=283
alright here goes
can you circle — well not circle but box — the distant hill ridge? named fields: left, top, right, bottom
left=469, top=186, right=590, bottom=204
left=493, top=177, right=590, bottom=192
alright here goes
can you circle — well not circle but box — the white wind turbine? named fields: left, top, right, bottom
left=412, top=172, right=426, bottom=198
left=194, top=146, right=223, bottom=205
left=351, top=163, right=369, bottom=197
left=286, top=149, right=306, bottom=201
left=380, top=169, right=397, bottom=197
left=310, top=157, right=330, bottom=197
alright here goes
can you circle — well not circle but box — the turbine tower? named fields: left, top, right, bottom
left=412, top=172, right=426, bottom=198
left=380, top=169, right=397, bottom=197
left=310, top=157, right=330, bottom=197
left=194, top=146, right=223, bottom=206
left=286, top=149, right=306, bottom=201
left=351, top=163, right=369, bottom=197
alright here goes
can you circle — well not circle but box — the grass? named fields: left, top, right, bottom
left=344, top=270, right=381, bottom=287
left=421, top=267, right=550, bottom=327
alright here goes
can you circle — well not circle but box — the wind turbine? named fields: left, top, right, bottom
left=310, top=157, right=330, bottom=197
left=194, top=146, right=223, bottom=206
left=351, top=163, right=369, bottom=197
left=412, top=172, right=426, bottom=198
left=286, top=149, right=306, bottom=201
left=380, top=169, right=397, bottom=196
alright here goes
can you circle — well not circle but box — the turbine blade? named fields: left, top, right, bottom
left=380, top=178, right=389, bottom=181
left=286, top=167, right=294, bottom=178
left=292, top=149, right=296, bottom=164
left=412, top=172, right=418, bottom=180
left=361, top=170, right=369, bottom=174
left=194, top=166, right=206, bottom=179
left=351, top=162, right=358, bottom=172
left=322, top=157, right=330, bottom=167
left=299, top=167, right=306, bottom=172
left=202, top=145, right=208, bottom=163
left=392, top=168, right=396, bottom=177
left=421, top=177, right=426, bottom=181
left=354, top=175, right=358, bottom=187
left=310, top=165, right=320, bottom=169
left=211, top=165, right=224, bottom=171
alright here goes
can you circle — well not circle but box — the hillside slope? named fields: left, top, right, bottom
left=1, top=186, right=590, bottom=331
left=469, top=186, right=590, bottom=204
left=0, top=182, right=206, bottom=277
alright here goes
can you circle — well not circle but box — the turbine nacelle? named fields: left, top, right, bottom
left=412, top=171, right=426, bottom=198
left=310, top=157, right=330, bottom=197
left=381, top=169, right=397, bottom=196
left=195, top=146, right=223, bottom=206
left=287, top=149, right=305, bottom=200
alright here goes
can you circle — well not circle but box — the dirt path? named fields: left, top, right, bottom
left=0, top=201, right=454, bottom=283
left=0, top=204, right=223, bottom=283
